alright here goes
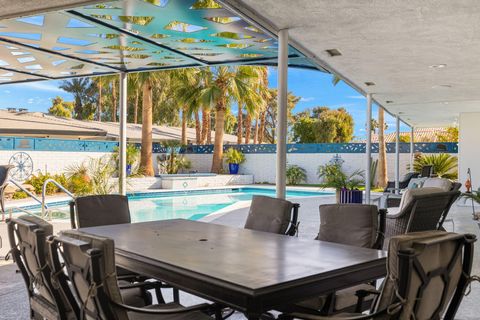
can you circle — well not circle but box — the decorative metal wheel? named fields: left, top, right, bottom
left=9, top=152, right=34, bottom=182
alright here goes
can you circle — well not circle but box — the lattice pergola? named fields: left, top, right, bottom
left=0, top=0, right=320, bottom=85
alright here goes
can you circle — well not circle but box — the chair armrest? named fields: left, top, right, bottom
left=288, top=304, right=400, bottom=320
left=118, top=281, right=173, bottom=290
left=111, top=300, right=210, bottom=314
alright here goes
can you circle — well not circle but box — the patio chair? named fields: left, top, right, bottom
left=384, top=188, right=461, bottom=246
left=70, top=194, right=180, bottom=303
left=287, top=204, right=386, bottom=315
left=6, top=215, right=77, bottom=320
left=244, top=195, right=300, bottom=236
left=284, top=230, right=476, bottom=320
left=48, top=229, right=213, bottom=320
left=383, top=171, right=419, bottom=193
left=0, top=164, right=13, bottom=213
left=7, top=215, right=153, bottom=318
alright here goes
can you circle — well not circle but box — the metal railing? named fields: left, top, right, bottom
left=42, top=179, right=75, bottom=219
left=8, top=178, right=46, bottom=210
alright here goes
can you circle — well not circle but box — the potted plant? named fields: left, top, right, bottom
left=317, top=163, right=364, bottom=203
left=224, top=148, right=246, bottom=174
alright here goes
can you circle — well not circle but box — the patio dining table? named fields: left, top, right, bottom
left=80, top=219, right=387, bottom=319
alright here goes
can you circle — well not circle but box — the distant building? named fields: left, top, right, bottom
left=0, top=109, right=239, bottom=144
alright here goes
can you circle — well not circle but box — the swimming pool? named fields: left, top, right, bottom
left=18, top=187, right=331, bottom=222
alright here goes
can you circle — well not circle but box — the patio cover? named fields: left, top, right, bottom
left=224, top=0, right=480, bottom=128
left=0, top=0, right=320, bottom=86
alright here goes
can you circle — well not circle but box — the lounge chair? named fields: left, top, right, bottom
left=0, top=164, right=13, bottom=213
left=283, top=231, right=476, bottom=320
left=244, top=195, right=300, bottom=236
left=286, top=204, right=386, bottom=315
left=48, top=230, right=213, bottom=320
left=384, top=188, right=461, bottom=247
left=383, top=171, right=419, bottom=193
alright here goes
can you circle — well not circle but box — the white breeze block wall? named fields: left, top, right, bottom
left=183, top=152, right=453, bottom=184
left=0, top=150, right=110, bottom=175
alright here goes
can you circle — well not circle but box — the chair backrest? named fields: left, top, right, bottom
left=70, top=194, right=131, bottom=229
left=6, top=215, right=76, bottom=319
left=316, top=204, right=385, bottom=249
left=420, top=165, right=434, bottom=177
left=404, top=190, right=460, bottom=233
left=244, top=195, right=298, bottom=235
left=49, top=229, right=129, bottom=320
left=0, top=165, right=13, bottom=188
left=373, top=231, right=476, bottom=320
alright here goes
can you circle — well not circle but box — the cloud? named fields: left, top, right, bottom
left=27, top=98, right=34, bottom=104
left=20, top=81, right=65, bottom=93
left=299, top=96, right=315, bottom=102
left=347, top=95, right=366, bottom=100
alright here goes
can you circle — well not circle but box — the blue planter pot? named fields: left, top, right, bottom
left=229, top=163, right=239, bottom=174
left=339, top=189, right=363, bottom=204
left=126, top=164, right=132, bottom=176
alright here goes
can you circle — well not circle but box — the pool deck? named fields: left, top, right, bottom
left=1, top=193, right=480, bottom=319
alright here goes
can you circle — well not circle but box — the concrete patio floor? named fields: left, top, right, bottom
left=1, top=195, right=479, bottom=319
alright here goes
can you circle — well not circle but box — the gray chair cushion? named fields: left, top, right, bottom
left=397, top=187, right=444, bottom=212
left=422, top=178, right=452, bottom=192
left=244, top=195, right=293, bottom=234
left=75, top=194, right=131, bottom=228
left=406, top=177, right=427, bottom=189
left=374, top=231, right=464, bottom=319
left=316, top=204, right=378, bottom=248
left=129, top=303, right=212, bottom=320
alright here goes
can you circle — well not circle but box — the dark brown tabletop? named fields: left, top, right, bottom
left=81, top=219, right=387, bottom=319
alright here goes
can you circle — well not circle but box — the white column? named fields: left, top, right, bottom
left=365, top=94, right=372, bottom=203
left=395, top=115, right=400, bottom=193
left=410, top=127, right=414, bottom=171
left=119, top=72, right=127, bottom=195
left=276, top=29, right=288, bottom=199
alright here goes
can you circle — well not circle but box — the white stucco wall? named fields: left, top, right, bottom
left=0, top=150, right=111, bottom=176
left=459, top=113, right=480, bottom=190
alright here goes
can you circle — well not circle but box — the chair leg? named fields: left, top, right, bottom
left=172, top=287, right=180, bottom=303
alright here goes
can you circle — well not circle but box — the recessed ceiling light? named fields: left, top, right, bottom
left=398, top=112, right=404, bottom=115
left=364, top=81, right=375, bottom=86
left=429, top=64, right=447, bottom=69
left=443, top=102, right=449, bottom=105
left=386, top=100, right=394, bottom=104
left=325, top=49, right=342, bottom=57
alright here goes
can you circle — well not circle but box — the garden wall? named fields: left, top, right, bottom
left=0, top=136, right=457, bottom=186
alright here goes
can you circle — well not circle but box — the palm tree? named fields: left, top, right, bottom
left=92, top=76, right=109, bottom=121
left=377, top=108, right=388, bottom=188
left=198, top=66, right=261, bottom=173
left=127, top=73, right=141, bottom=124
left=59, top=78, right=94, bottom=120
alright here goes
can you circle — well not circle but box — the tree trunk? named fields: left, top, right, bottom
left=206, top=112, right=212, bottom=144
left=97, top=82, right=102, bottom=121
left=237, top=106, right=243, bottom=144
left=112, top=81, right=117, bottom=123
left=211, top=108, right=225, bottom=173
left=201, top=109, right=209, bottom=144
left=377, top=108, right=388, bottom=188
left=181, top=106, right=188, bottom=145
left=140, top=79, right=154, bottom=176
left=133, top=90, right=139, bottom=124
left=253, top=116, right=259, bottom=144
left=245, top=113, right=251, bottom=144
left=259, top=111, right=266, bottom=144
left=194, top=110, right=201, bottom=144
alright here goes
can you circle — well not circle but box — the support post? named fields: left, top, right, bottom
left=276, top=29, right=289, bottom=199
left=410, top=127, right=414, bottom=172
left=395, top=115, right=400, bottom=193
left=365, top=94, right=372, bottom=203
left=119, top=72, right=127, bottom=195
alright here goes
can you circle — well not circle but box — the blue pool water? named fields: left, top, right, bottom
left=20, top=187, right=331, bottom=222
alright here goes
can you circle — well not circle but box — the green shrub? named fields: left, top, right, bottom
left=411, top=153, right=458, bottom=180
left=286, top=165, right=307, bottom=185
left=317, top=163, right=364, bottom=190
left=12, top=191, right=28, bottom=199
left=224, top=148, right=246, bottom=164
left=26, top=172, right=57, bottom=195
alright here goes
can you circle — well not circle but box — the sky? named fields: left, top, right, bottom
left=0, top=67, right=409, bottom=139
